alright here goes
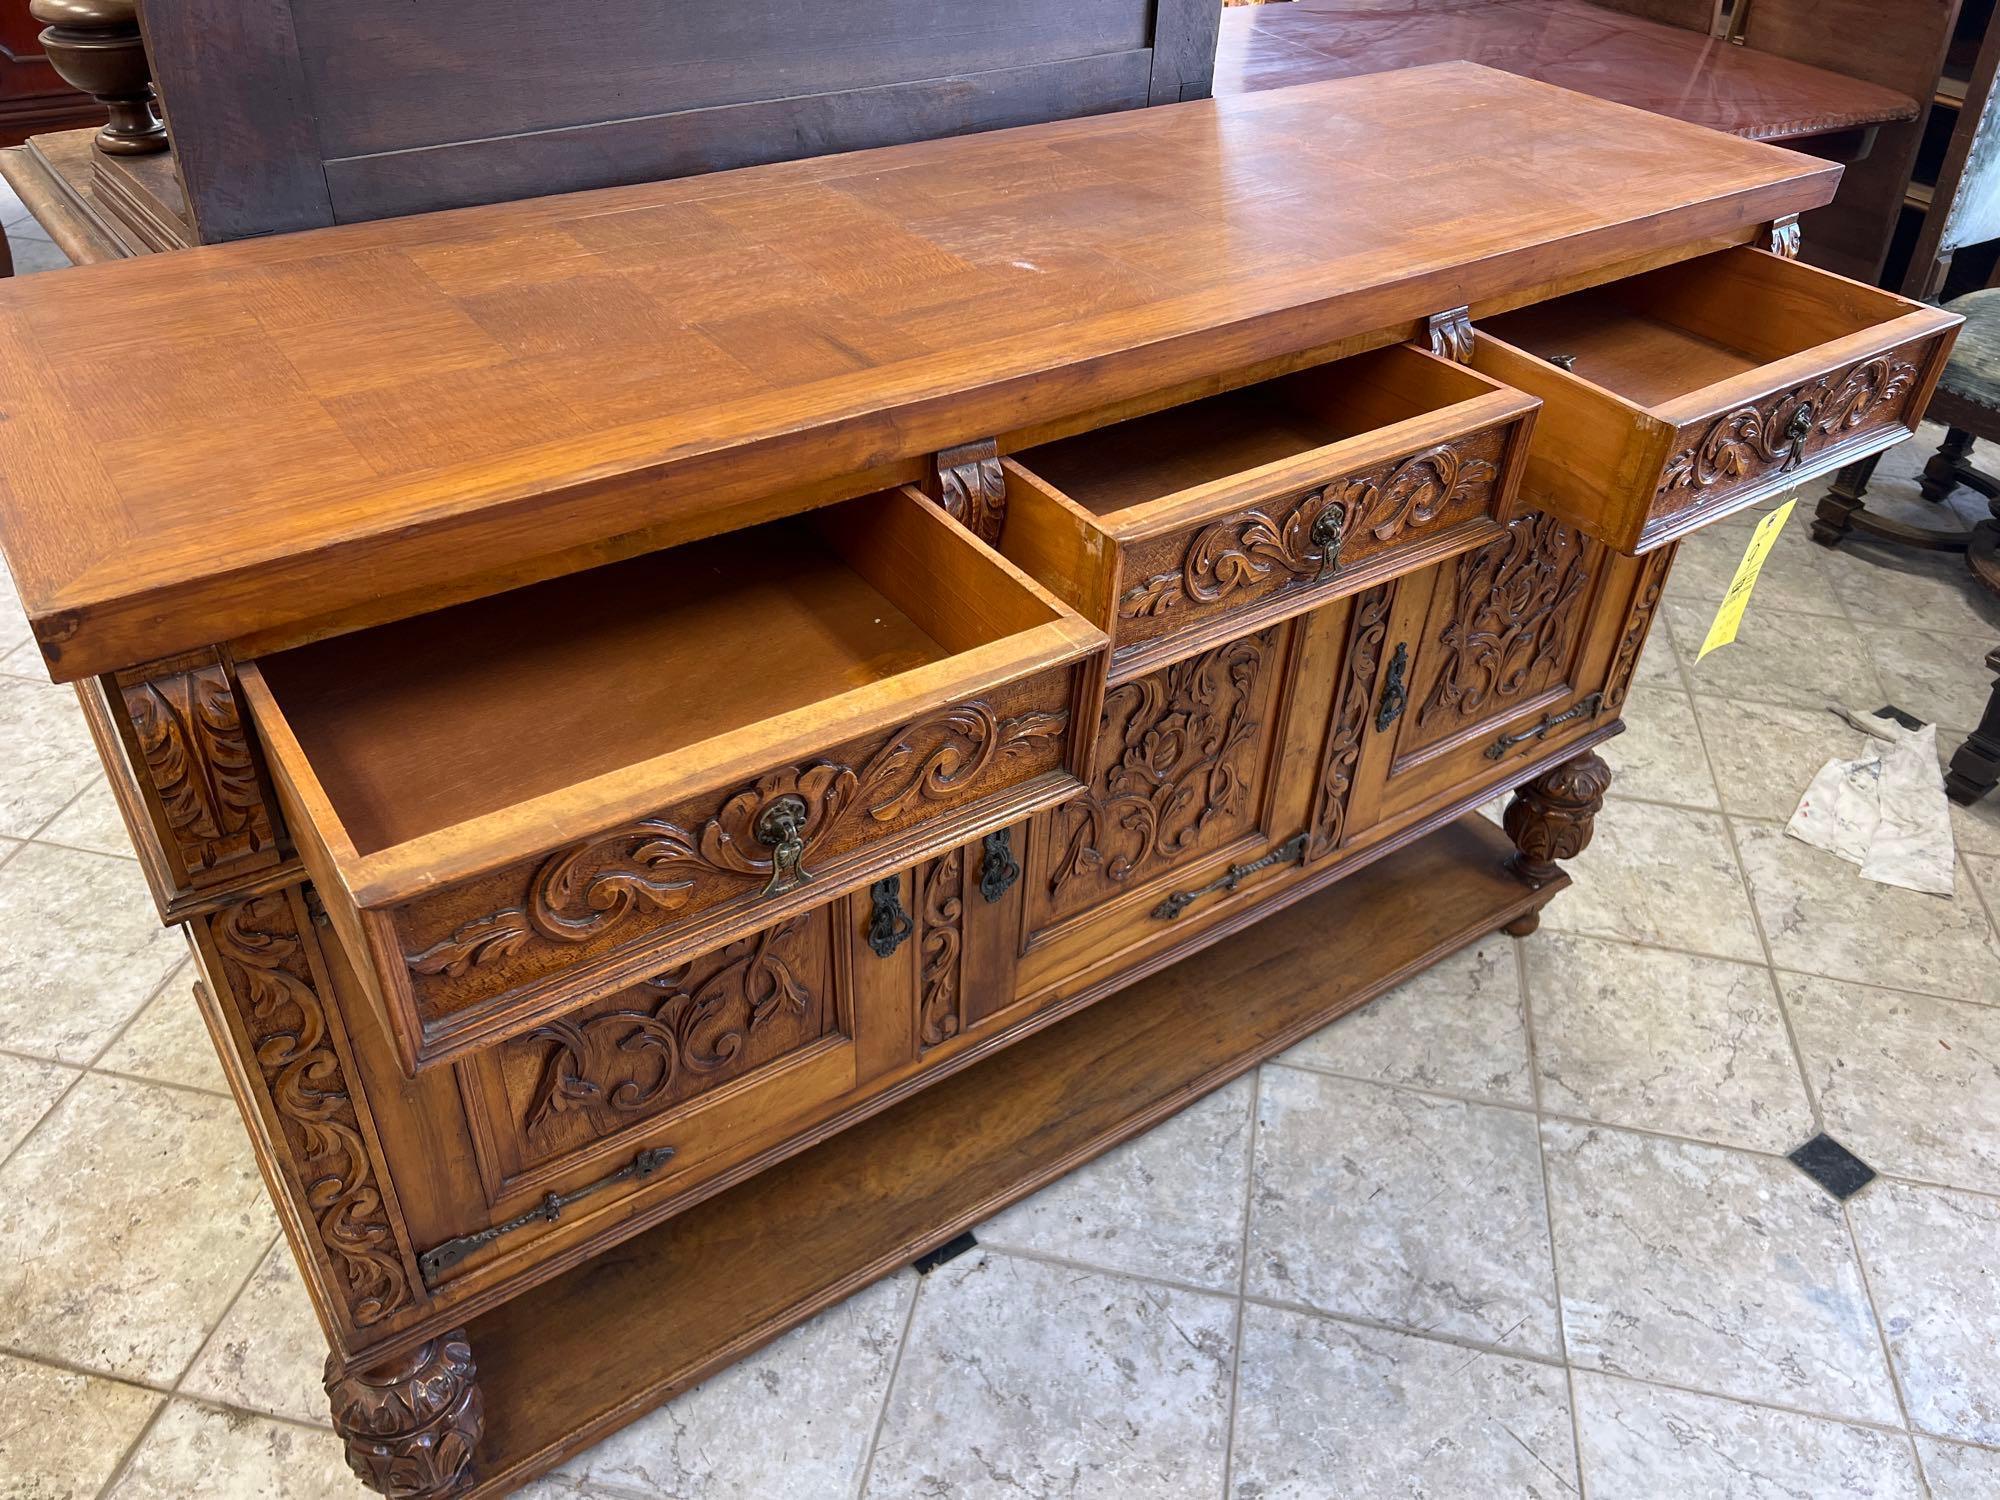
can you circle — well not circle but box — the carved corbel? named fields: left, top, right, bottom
left=925, top=439, right=1007, bottom=546
left=1425, top=306, right=1474, bottom=364
left=1766, top=214, right=1801, bottom=259
left=105, top=646, right=285, bottom=897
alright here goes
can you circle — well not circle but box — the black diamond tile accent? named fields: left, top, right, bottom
left=913, top=1230, right=979, bottom=1275
left=1788, top=1133, right=1877, bottom=1200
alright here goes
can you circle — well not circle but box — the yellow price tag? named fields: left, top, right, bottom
left=1697, top=497, right=1795, bottom=662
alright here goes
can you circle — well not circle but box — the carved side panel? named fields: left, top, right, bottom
left=1035, top=628, right=1285, bottom=927
left=1308, top=584, right=1393, bottom=859
left=917, top=846, right=966, bottom=1050
left=1402, top=511, right=1594, bottom=755
left=110, top=649, right=281, bottom=891
left=1111, top=423, right=1510, bottom=656
left=1659, top=348, right=1927, bottom=502
left=206, top=888, right=417, bottom=1334
left=469, top=909, right=838, bottom=1175
left=1603, top=546, right=1673, bottom=714
left=396, top=673, right=1072, bottom=1028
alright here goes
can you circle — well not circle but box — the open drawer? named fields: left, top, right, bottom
left=237, top=488, right=1104, bottom=1074
left=1471, top=247, right=1960, bottom=553
left=998, top=343, right=1538, bottom=678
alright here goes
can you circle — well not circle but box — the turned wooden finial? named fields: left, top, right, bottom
left=31, top=0, right=168, bottom=156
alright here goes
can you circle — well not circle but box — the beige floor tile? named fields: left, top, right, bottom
left=1541, top=798, right=1764, bottom=962
left=97, top=966, right=227, bottom=1095
left=1917, top=1437, right=2000, bottom=1498
left=1231, top=1304, right=1576, bottom=1499
left=1633, top=622, right=1679, bottom=686
left=978, top=1076, right=1250, bottom=1291
left=0, top=1049, right=77, bottom=1158
left=0, top=1351, right=159, bottom=1499
left=1276, top=933, right=1531, bottom=1105
left=1694, top=695, right=1871, bottom=822
left=1849, top=1181, right=2000, bottom=1445
left=0, top=842, right=187, bottom=1062
left=1544, top=1121, right=1899, bottom=1424
left=37, top=773, right=141, bottom=858
left=0, top=675, right=102, bottom=838
left=1965, top=850, right=2000, bottom=923
left=1782, top=975, right=2000, bottom=1196
left=1249, top=1068, right=1557, bottom=1356
left=864, top=1250, right=1232, bottom=1499
left=1857, top=620, right=1997, bottom=733
left=8, top=237, right=70, bottom=278
left=559, top=1272, right=912, bottom=1498
left=105, top=1400, right=362, bottom=1499
left=1665, top=509, right=1845, bottom=617
left=1734, top=825, right=2000, bottom=1005
left=1572, top=1371, right=1924, bottom=1500
left=180, top=1240, right=329, bottom=1427
left=1523, top=932, right=1812, bottom=1153
left=1666, top=600, right=1883, bottom=714
left=1602, top=684, right=1718, bottom=808
left=0, top=1073, right=275, bottom=1384
left=1819, top=539, right=2000, bottom=635
left=0, top=554, right=31, bottom=659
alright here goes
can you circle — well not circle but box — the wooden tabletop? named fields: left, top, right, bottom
left=1217, top=0, right=1918, bottom=143
left=0, top=62, right=1841, bottom=681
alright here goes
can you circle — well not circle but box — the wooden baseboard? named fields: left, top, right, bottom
left=457, top=812, right=1557, bottom=1496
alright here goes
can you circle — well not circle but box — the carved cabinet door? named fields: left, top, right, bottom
left=1339, top=510, right=1632, bottom=840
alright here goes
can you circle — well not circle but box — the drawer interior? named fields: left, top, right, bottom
left=1011, top=344, right=1506, bottom=519
left=1479, top=248, right=1918, bottom=411
left=249, top=490, right=1070, bottom=857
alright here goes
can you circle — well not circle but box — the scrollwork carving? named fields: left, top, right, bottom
left=117, top=652, right=276, bottom=882
left=1116, top=441, right=1497, bottom=621
left=918, top=848, right=965, bottom=1049
left=213, top=892, right=412, bottom=1330
left=1416, top=511, right=1591, bottom=733
left=1603, top=548, right=1672, bottom=713
left=404, top=701, right=1066, bottom=979
left=1308, top=585, right=1392, bottom=858
left=1659, top=354, right=1921, bottom=496
left=932, top=438, right=1007, bottom=545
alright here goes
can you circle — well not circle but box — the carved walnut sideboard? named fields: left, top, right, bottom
left=0, top=64, right=1958, bottom=1498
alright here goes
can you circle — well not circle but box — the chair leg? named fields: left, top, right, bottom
left=1921, top=428, right=1976, bottom=502
left=1945, top=647, right=2000, bottom=806
left=1813, top=455, right=1883, bottom=547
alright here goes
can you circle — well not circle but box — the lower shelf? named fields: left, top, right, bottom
left=462, top=813, right=1557, bottom=1494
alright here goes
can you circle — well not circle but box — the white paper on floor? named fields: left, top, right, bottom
left=1787, top=706, right=1956, bottom=896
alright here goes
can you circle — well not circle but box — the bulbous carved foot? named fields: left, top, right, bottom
left=1502, top=911, right=1540, bottom=938
left=325, top=1331, right=482, bottom=1499
left=1503, top=751, right=1612, bottom=888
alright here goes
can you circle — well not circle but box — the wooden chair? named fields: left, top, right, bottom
left=1813, top=10, right=2000, bottom=803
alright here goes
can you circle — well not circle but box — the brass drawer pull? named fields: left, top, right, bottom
left=1309, top=498, right=1348, bottom=577
left=419, top=1144, right=675, bottom=1285
left=866, top=875, right=914, bottom=957
left=755, top=794, right=812, bottom=897
left=1484, top=692, right=1604, bottom=760
left=978, top=828, right=1020, bottom=902
left=1152, top=832, right=1307, bottom=921
left=1376, top=642, right=1409, bottom=732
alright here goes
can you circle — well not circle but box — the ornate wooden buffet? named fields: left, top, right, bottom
left=0, top=64, right=1959, bottom=1497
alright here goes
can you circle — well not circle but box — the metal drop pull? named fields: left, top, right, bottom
left=1376, top=642, right=1409, bottom=732
left=754, top=794, right=812, bottom=897
left=1781, top=403, right=1814, bottom=470
left=1309, top=498, right=1347, bottom=577
left=866, top=875, right=914, bottom=956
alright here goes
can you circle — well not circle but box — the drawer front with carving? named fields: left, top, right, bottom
left=999, top=343, right=1538, bottom=678
left=237, top=487, right=1104, bottom=1073
left=1473, top=247, right=1958, bottom=553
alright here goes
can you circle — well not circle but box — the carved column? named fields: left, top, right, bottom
left=31, top=0, right=167, bottom=156
left=1501, top=750, right=1611, bottom=932
left=326, top=1331, right=484, bottom=1499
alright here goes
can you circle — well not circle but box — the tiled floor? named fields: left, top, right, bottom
left=2, top=204, right=1999, bottom=1495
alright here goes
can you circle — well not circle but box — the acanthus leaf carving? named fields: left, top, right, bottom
left=1117, top=440, right=1499, bottom=621
left=119, top=653, right=276, bottom=879
left=1659, top=354, right=1920, bottom=496
left=917, top=847, right=965, bottom=1049
left=1308, top=584, right=1392, bottom=858
left=215, top=892, right=412, bottom=1329
left=403, top=699, right=1065, bottom=980
left=520, top=916, right=818, bottom=1138
left=1415, top=510, right=1591, bottom=732
left=933, top=439, right=1007, bottom=545
left=1048, top=631, right=1273, bottom=901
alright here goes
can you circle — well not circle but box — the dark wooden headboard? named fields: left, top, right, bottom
left=135, top=0, right=1223, bottom=243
